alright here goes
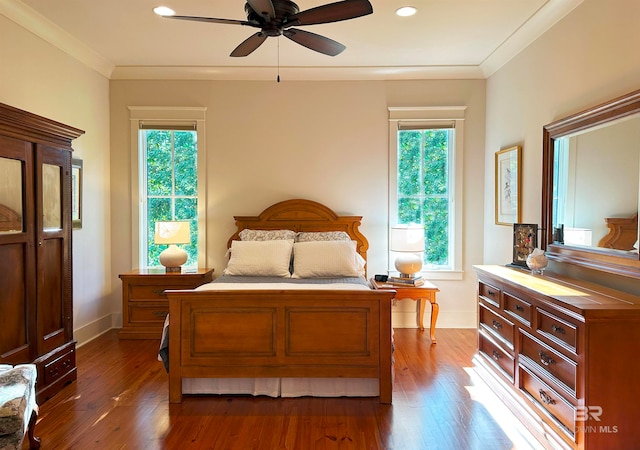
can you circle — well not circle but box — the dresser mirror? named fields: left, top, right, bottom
left=542, top=89, right=640, bottom=279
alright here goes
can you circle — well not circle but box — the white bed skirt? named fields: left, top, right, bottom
left=182, top=377, right=380, bottom=398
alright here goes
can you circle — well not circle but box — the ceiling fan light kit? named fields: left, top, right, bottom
left=155, top=0, right=373, bottom=57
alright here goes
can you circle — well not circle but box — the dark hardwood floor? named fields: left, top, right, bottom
left=29, top=329, right=541, bottom=449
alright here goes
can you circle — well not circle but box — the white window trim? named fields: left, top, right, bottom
left=388, top=106, right=466, bottom=281
left=128, top=106, right=207, bottom=268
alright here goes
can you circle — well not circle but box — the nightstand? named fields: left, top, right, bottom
left=370, top=278, right=440, bottom=342
left=119, top=268, right=214, bottom=339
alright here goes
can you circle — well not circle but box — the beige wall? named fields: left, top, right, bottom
left=0, top=15, right=112, bottom=343
left=485, top=0, right=640, bottom=292
left=110, top=79, right=486, bottom=328
left=8, top=0, right=636, bottom=341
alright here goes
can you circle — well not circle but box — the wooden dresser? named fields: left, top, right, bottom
left=119, top=268, right=214, bottom=339
left=473, top=265, right=640, bottom=450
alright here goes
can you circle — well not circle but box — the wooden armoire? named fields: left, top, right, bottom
left=0, top=103, right=84, bottom=403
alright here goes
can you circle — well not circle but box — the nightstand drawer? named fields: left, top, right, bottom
left=129, top=284, right=172, bottom=301
left=129, top=303, right=169, bottom=324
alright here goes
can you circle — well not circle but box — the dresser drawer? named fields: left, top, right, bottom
left=537, top=308, right=578, bottom=353
left=479, top=332, right=514, bottom=381
left=479, top=282, right=501, bottom=308
left=520, top=331, right=577, bottom=394
left=129, top=303, right=169, bottom=324
left=479, top=303, right=514, bottom=348
left=519, top=365, right=576, bottom=438
left=504, top=292, right=532, bottom=326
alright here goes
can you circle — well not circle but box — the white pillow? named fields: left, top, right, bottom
left=223, top=240, right=293, bottom=277
left=292, top=240, right=362, bottom=278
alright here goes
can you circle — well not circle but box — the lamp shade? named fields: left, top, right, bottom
left=154, top=221, right=190, bottom=272
left=154, top=221, right=191, bottom=245
left=390, top=224, right=425, bottom=252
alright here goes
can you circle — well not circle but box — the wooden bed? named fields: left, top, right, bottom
left=165, top=199, right=395, bottom=404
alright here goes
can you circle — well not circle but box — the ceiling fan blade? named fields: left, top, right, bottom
left=247, top=0, right=276, bottom=20
left=163, top=15, right=254, bottom=27
left=283, top=28, right=346, bottom=56
left=286, top=0, right=372, bottom=27
left=230, top=32, right=268, bottom=57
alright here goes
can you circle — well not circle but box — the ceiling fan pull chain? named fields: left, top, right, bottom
left=277, top=37, right=281, bottom=83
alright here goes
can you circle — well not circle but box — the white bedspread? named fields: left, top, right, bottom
left=195, top=282, right=370, bottom=291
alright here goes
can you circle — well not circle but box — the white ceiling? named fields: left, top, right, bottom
left=2, top=0, right=582, bottom=80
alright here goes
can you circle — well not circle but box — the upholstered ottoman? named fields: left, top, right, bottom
left=0, top=365, right=40, bottom=450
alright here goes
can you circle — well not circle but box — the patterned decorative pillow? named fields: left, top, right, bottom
left=239, top=229, right=297, bottom=241
left=295, top=231, right=351, bottom=242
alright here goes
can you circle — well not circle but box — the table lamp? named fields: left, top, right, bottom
left=154, top=220, right=190, bottom=272
left=390, top=224, right=425, bottom=279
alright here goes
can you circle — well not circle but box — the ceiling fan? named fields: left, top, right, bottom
left=155, top=0, right=373, bottom=57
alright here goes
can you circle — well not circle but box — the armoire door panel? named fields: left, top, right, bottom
left=38, top=237, right=65, bottom=353
left=0, top=243, right=29, bottom=361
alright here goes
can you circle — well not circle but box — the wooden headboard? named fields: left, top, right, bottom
left=227, top=199, right=369, bottom=261
left=598, top=213, right=638, bottom=251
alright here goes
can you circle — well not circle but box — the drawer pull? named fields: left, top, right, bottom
left=491, top=319, right=502, bottom=330
left=491, top=350, right=502, bottom=361
left=551, top=324, right=566, bottom=335
left=538, top=389, right=556, bottom=405
left=515, top=305, right=524, bottom=312
left=538, top=350, right=555, bottom=366
left=152, top=289, right=166, bottom=296
left=487, top=289, right=496, bottom=297
left=152, top=311, right=169, bottom=317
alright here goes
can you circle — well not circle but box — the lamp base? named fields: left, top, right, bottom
left=394, top=253, right=423, bottom=279
left=159, top=244, right=188, bottom=272
left=397, top=272, right=420, bottom=279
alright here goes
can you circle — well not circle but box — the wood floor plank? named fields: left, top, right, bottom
left=27, top=329, right=540, bottom=449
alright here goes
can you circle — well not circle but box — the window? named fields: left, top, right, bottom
left=141, top=128, right=198, bottom=267
left=129, top=107, right=207, bottom=269
left=389, top=107, right=465, bottom=279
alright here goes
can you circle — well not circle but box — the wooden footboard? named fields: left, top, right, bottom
left=166, top=289, right=395, bottom=404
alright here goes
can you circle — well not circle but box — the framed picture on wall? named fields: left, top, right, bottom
left=71, top=158, right=82, bottom=229
left=495, top=145, right=522, bottom=225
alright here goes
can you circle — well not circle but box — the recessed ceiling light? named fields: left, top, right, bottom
left=396, top=6, right=417, bottom=17
left=153, top=6, right=175, bottom=16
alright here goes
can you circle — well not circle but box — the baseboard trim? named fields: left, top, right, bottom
left=74, top=314, right=116, bottom=347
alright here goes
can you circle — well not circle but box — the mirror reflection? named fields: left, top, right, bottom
left=553, top=114, right=640, bottom=253
left=0, top=157, right=23, bottom=234
left=42, top=163, right=62, bottom=231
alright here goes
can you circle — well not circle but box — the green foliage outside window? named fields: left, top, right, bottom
left=144, top=130, right=198, bottom=267
left=397, top=129, right=451, bottom=266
